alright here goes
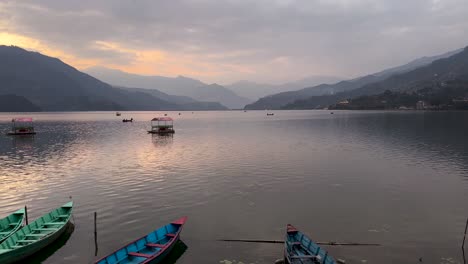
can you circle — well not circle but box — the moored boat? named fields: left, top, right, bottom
left=0, top=201, right=73, bottom=264
left=147, top=117, right=175, bottom=134
left=7, top=118, right=36, bottom=135
left=0, top=208, right=25, bottom=243
left=95, top=216, right=187, bottom=264
left=284, top=224, right=337, bottom=264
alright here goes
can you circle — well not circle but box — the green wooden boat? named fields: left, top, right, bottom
left=0, top=201, right=73, bottom=264
left=0, top=208, right=25, bottom=243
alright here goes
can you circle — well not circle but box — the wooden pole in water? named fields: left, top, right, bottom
left=463, top=217, right=468, bottom=249
left=94, top=212, right=97, bottom=235
left=218, top=239, right=381, bottom=246
left=24, top=206, right=28, bottom=225
left=94, top=211, right=98, bottom=256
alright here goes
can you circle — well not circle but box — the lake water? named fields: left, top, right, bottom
left=0, top=110, right=467, bottom=264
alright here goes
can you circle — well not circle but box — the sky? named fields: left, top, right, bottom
left=1, top=0, right=468, bottom=85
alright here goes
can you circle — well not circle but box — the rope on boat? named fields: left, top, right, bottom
left=218, top=239, right=381, bottom=246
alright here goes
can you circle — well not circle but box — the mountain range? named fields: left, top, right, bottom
left=283, top=46, right=468, bottom=109
left=225, top=75, right=343, bottom=101
left=85, top=67, right=251, bottom=109
left=245, top=48, right=463, bottom=110
left=1, top=44, right=466, bottom=112
left=0, top=46, right=227, bottom=111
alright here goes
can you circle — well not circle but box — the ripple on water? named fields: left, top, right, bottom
left=0, top=111, right=467, bottom=264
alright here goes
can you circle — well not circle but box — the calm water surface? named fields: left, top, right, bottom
left=0, top=110, right=467, bottom=264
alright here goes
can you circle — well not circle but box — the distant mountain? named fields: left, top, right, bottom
left=374, top=48, right=463, bottom=78
left=245, top=48, right=463, bottom=110
left=117, top=86, right=197, bottom=104
left=328, top=81, right=468, bottom=110
left=0, top=94, right=41, bottom=112
left=180, top=101, right=228, bottom=111
left=0, top=46, right=228, bottom=111
left=85, top=67, right=251, bottom=109
left=117, top=86, right=227, bottom=110
left=283, top=46, right=468, bottom=109
left=185, top=83, right=251, bottom=109
left=0, top=45, right=185, bottom=111
left=226, top=75, right=342, bottom=101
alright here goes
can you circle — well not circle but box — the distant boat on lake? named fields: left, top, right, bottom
left=122, top=118, right=133, bottom=122
left=0, top=201, right=73, bottom=264
left=116, top=112, right=121, bottom=116
left=267, top=113, right=274, bottom=116
left=95, top=217, right=187, bottom=264
left=284, top=224, right=337, bottom=264
left=7, top=117, right=36, bottom=135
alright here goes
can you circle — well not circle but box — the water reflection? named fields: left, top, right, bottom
left=158, top=240, right=188, bottom=264
left=151, top=134, right=174, bottom=147
left=282, top=111, right=468, bottom=180
left=0, top=111, right=467, bottom=264
left=11, top=135, right=36, bottom=148
left=463, top=247, right=466, bottom=264
left=23, top=223, right=75, bottom=264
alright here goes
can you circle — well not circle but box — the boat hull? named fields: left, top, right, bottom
left=147, top=130, right=175, bottom=134
left=0, top=209, right=25, bottom=243
left=284, top=224, right=337, bottom=264
left=148, top=235, right=179, bottom=264
left=0, top=222, right=69, bottom=264
left=6, top=132, right=36, bottom=136
left=96, top=216, right=187, bottom=264
left=0, top=201, right=73, bottom=264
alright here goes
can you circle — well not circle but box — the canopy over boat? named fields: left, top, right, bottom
left=96, top=216, right=187, bottom=264
left=151, top=117, right=173, bottom=121
left=12, top=118, right=33, bottom=122
left=284, top=224, right=337, bottom=264
left=0, top=201, right=73, bottom=264
left=0, top=208, right=25, bottom=243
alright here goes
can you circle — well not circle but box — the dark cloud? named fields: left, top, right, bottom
left=2, top=0, right=468, bottom=83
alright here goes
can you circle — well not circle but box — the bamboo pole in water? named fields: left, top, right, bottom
left=218, top=239, right=380, bottom=246
left=24, top=206, right=28, bottom=225
left=94, top=212, right=98, bottom=256
left=463, top=217, right=468, bottom=249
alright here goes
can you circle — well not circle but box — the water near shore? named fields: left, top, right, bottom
left=0, top=110, right=467, bottom=263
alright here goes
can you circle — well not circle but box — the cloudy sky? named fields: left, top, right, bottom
left=1, top=0, right=468, bottom=84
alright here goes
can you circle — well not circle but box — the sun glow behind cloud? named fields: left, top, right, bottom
left=0, top=32, right=99, bottom=69
left=91, top=40, right=255, bottom=79
left=0, top=31, right=255, bottom=82
left=1, top=0, right=468, bottom=83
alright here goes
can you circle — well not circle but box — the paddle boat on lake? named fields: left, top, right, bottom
left=0, top=208, right=25, bottom=243
left=284, top=224, right=337, bottom=264
left=0, top=201, right=73, bottom=264
left=123, top=118, right=133, bottom=123
left=116, top=112, right=121, bottom=116
left=7, top=117, right=36, bottom=135
left=148, top=117, right=175, bottom=134
left=95, top=216, right=187, bottom=264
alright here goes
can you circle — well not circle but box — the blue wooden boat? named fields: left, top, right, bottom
left=96, top=216, right=187, bottom=264
left=284, top=224, right=337, bottom=264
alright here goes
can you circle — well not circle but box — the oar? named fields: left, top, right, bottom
left=218, top=239, right=380, bottom=246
